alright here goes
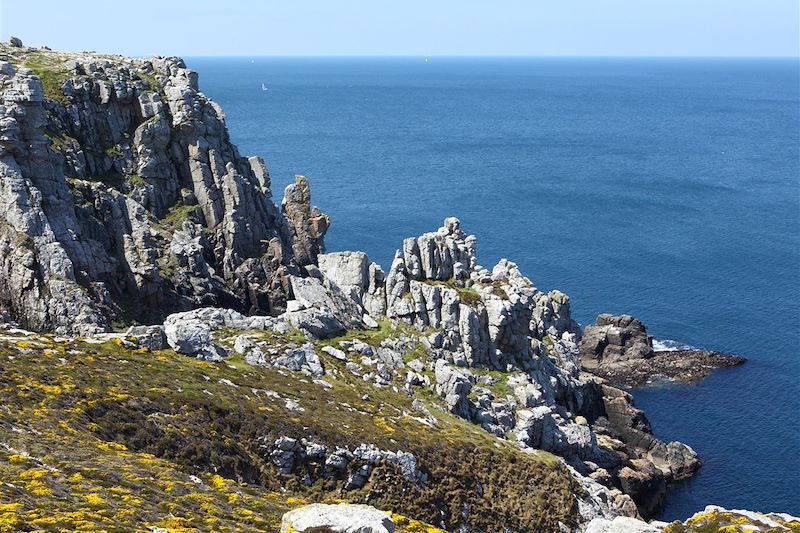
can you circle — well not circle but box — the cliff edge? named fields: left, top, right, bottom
left=0, top=40, right=327, bottom=335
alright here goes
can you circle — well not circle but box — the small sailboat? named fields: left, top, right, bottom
left=261, top=82, right=268, bottom=91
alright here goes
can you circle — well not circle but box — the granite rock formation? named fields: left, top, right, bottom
left=0, top=42, right=329, bottom=335
left=253, top=218, right=699, bottom=520
left=580, top=314, right=745, bottom=387
left=580, top=314, right=654, bottom=369
left=280, top=503, right=398, bottom=533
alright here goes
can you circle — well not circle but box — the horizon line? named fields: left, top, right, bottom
left=167, top=54, right=800, bottom=61
left=23, top=46, right=797, bottom=61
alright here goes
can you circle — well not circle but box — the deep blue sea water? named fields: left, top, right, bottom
left=186, top=57, right=800, bottom=521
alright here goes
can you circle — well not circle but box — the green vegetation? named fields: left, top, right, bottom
left=23, top=52, right=71, bottom=105
left=421, top=278, right=483, bottom=307
left=154, top=203, right=202, bottom=238
left=127, top=174, right=147, bottom=187
left=0, top=329, right=580, bottom=532
left=422, top=278, right=458, bottom=289
left=136, top=72, right=161, bottom=92
left=470, top=368, right=514, bottom=399
left=318, top=318, right=411, bottom=349
left=215, top=327, right=308, bottom=352
left=540, top=334, right=555, bottom=358
left=104, top=145, right=123, bottom=159
left=402, top=343, right=430, bottom=363
left=455, top=286, right=481, bottom=306
left=156, top=255, right=178, bottom=283
left=490, top=280, right=508, bottom=300
left=43, top=131, right=77, bottom=152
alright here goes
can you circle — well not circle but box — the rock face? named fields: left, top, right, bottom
left=580, top=314, right=745, bottom=387
left=378, top=217, right=584, bottom=372
left=0, top=44, right=328, bottom=334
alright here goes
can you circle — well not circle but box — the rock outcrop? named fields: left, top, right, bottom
left=147, top=218, right=701, bottom=519
left=580, top=314, right=745, bottom=387
left=280, top=503, right=444, bottom=533
left=262, top=436, right=426, bottom=491
left=580, top=314, right=654, bottom=369
left=266, top=218, right=702, bottom=519
left=0, top=43, right=330, bottom=334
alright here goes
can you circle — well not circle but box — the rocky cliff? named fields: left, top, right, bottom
left=0, top=41, right=327, bottom=335
left=0, top=39, right=772, bottom=533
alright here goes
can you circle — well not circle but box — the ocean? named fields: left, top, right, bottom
left=186, top=57, right=800, bottom=521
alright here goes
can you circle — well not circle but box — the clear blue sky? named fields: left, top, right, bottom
left=1, top=0, right=798, bottom=57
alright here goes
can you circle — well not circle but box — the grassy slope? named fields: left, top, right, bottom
left=0, top=324, right=578, bottom=532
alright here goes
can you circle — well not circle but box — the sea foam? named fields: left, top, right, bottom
left=652, top=339, right=696, bottom=351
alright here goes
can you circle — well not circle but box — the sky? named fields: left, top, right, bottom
left=1, top=0, right=798, bottom=57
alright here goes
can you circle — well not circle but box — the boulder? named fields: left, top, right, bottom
left=318, top=251, right=369, bottom=304
left=649, top=441, right=701, bottom=481
left=163, top=318, right=224, bottom=361
left=125, top=325, right=167, bottom=350
left=245, top=343, right=325, bottom=376
left=580, top=314, right=653, bottom=370
left=280, top=503, right=395, bottom=533
left=289, top=275, right=363, bottom=329
left=283, top=307, right=346, bottom=339
left=434, top=359, right=473, bottom=419
left=321, top=345, right=347, bottom=361
left=585, top=516, right=662, bottom=533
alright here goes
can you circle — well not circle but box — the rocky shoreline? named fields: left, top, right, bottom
left=0, top=38, right=786, bottom=532
left=590, top=349, right=746, bottom=388
left=579, top=314, right=746, bottom=388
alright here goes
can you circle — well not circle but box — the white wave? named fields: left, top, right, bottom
left=652, top=338, right=696, bottom=351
